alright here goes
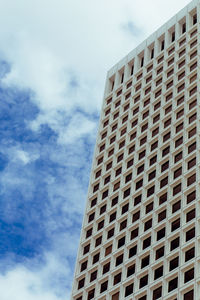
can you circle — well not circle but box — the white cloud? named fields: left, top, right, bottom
left=0, top=253, right=71, bottom=300
left=0, top=0, right=191, bottom=143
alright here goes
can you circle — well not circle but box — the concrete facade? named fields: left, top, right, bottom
left=71, top=1, right=200, bottom=299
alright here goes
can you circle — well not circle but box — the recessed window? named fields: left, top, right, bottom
left=146, top=202, right=153, bottom=214
left=150, top=155, right=157, bottom=166
left=156, top=246, right=164, bottom=260
left=186, top=208, right=195, bottom=222
left=158, top=210, right=166, bottom=222
left=144, top=219, right=152, bottom=231
left=143, top=236, right=151, bottom=249
left=120, top=219, right=127, bottom=231
left=116, top=253, right=123, bottom=266
left=184, top=290, right=194, bottom=300
left=113, top=272, right=121, bottom=285
left=139, top=275, right=148, bottom=288
left=185, top=247, right=195, bottom=262
left=107, top=228, right=114, bottom=239
left=81, top=260, right=87, bottom=272
left=157, top=228, right=165, bottom=240
left=105, top=245, right=112, bottom=256
left=186, top=227, right=195, bottom=241
left=153, top=286, right=162, bottom=300
left=171, top=218, right=180, bottom=232
left=184, top=268, right=194, bottom=283
left=93, top=253, right=100, bottom=264
left=168, top=277, right=178, bottom=292
left=100, top=281, right=108, bottom=293
left=169, top=256, right=179, bottom=271
left=131, top=227, right=139, bottom=239
left=170, top=237, right=179, bottom=250
left=154, top=266, right=163, bottom=280
left=125, top=283, right=133, bottom=297
left=87, top=289, right=95, bottom=300
left=129, top=245, right=137, bottom=258
left=172, top=200, right=181, bottom=213
left=118, top=236, right=125, bottom=248
left=78, top=278, right=85, bottom=289
left=90, top=270, right=97, bottom=281
left=127, top=264, right=135, bottom=277
left=187, top=190, right=195, bottom=204
left=141, top=255, right=150, bottom=268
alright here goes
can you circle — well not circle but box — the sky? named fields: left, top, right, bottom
left=0, top=0, right=192, bottom=299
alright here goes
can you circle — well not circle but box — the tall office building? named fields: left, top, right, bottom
left=71, top=1, right=199, bottom=299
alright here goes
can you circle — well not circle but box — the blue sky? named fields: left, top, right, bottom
left=0, top=0, right=191, bottom=299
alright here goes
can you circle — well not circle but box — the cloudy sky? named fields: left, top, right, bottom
left=0, top=0, right=192, bottom=299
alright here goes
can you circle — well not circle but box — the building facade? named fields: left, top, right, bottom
left=71, top=1, right=199, bottom=299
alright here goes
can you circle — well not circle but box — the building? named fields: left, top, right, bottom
left=71, top=1, right=199, bottom=299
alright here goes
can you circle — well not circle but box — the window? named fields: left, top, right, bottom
left=174, top=167, right=182, bottom=179
left=118, top=236, right=125, bottom=248
left=95, top=236, right=102, bottom=247
left=153, top=287, right=162, bottom=300
left=139, top=150, right=146, bottom=159
left=173, top=183, right=181, bottom=196
left=175, top=137, right=183, bottom=148
left=113, top=272, right=121, bottom=285
left=186, top=208, right=195, bottom=222
left=169, top=257, right=179, bottom=271
left=93, top=253, right=100, bottom=264
left=188, top=142, right=196, bottom=154
left=88, top=212, right=95, bottom=223
left=87, top=289, right=95, bottom=300
left=124, top=187, right=130, bottom=198
left=185, top=247, right=195, bottom=262
left=136, top=179, right=143, bottom=190
left=90, top=270, right=97, bottom=281
left=129, top=245, right=137, bottom=258
left=132, top=211, right=140, bottom=222
left=97, top=220, right=104, bottom=231
left=171, top=218, right=180, bottom=231
left=184, top=268, right=194, bottom=283
left=100, top=204, right=106, bottom=214
left=147, top=185, right=155, bottom=197
left=174, top=152, right=182, bottom=163
left=186, top=228, right=195, bottom=241
left=171, top=31, right=175, bottom=42
left=187, top=173, right=196, bottom=186
left=143, top=236, right=151, bottom=249
left=187, top=190, right=195, bottom=204
left=164, top=118, right=171, bottom=128
left=127, top=264, right=135, bottom=277
left=170, top=237, right=179, bottom=250
left=150, top=155, right=157, bottom=165
left=125, top=283, right=133, bottom=297
left=159, top=193, right=167, bottom=205
left=116, top=253, right=123, bottom=266
left=122, top=203, right=129, bottom=215
left=134, top=194, right=142, bottom=206
left=146, top=202, right=153, bottom=214
left=86, top=228, right=92, bottom=238
left=182, top=22, right=186, bottom=34
left=127, top=158, right=134, bottom=168
left=83, top=244, right=90, bottom=255
left=131, top=228, right=139, bottom=239
left=184, top=290, right=194, bottom=300
left=100, top=281, right=108, bottom=293
left=144, top=219, right=152, bottom=231
left=137, top=164, right=144, bottom=175
left=81, top=260, right=87, bottom=272
left=107, top=228, right=114, bottom=239
left=161, top=161, right=169, bottom=172
left=116, top=167, right=122, bottom=177
left=140, top=275, right=148, bottom=288
left=156, top=246, right=164, bottom=260
left=141, top=255, right=150, bottom=268
left=168, top=277, right=178, bottom=292
left=172, top=200, right=181, bottom=213
left=158, top=210, right=166, bottom=222
left=157, top=228, right=165, bottom=240
left=78, top=278, right=85, bottom=289
left=162, top=146, right=170, bottom=157
left=105, top=245, right=112, bottom=256
left=154, top=266, right=163, bottom=279
left=160, top=177, right=168, bottom=188
left=110, top=212, right=116, bottom=222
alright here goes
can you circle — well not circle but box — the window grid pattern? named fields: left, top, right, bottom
left=71, top=2, right=200, bottom=300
